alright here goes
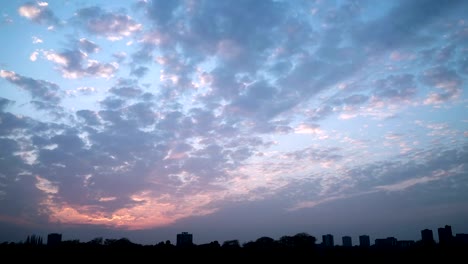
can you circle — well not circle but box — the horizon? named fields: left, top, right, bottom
left=1, top=0, right=467, bottom=247
left=2, top=223, right=464, bottom=246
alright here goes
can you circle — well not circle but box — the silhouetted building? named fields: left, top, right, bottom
left=421, top=229, right=434, bottom=245
left=455, top=233, right=468, bottom=245
left=198, top=240, right=221, bottom=249
left=397, top=240, right=415, bottom=248
left=177, top=232, right=193, bottom=247
left=342, top=236, right=352, bottom=247
left=25, top=234, right=43, bottom=245
left=438, top=225, right=453, bottom=245
left=47, top=233, right=62, bottom=246
left=322, top=234, right=334, bottom=247
left=375, top=237, right=397, bottom=248
left=359, top=235, right=370, bottom=247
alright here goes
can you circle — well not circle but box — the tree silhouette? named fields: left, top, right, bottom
left=243, top=236, right=277, bottom=250
left=1, top=226, right=467, bottom=262
left=279, top=232, right=316, bottom=249
left=88, top=237, right=103, bottom=245
left=222, top=239, right=240, bottom=248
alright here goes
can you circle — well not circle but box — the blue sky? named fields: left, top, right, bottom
left=0, top=0, right=467, bottom=245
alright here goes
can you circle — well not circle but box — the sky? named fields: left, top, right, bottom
left=0, top=0, right=467, bottom=246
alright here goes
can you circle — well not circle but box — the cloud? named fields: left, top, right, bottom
left=32, top=36, right=43, bottom=44
left=421, top=66, right=462, bottom=105
left=42, top=50, right=118, bottom=78
left=289, top=192, right=365, bottom=212
left=284, top=144, right=468, bottom=211
left=306, top=105, right=335, bottom=121
left=66, top=86, right=96, bottom=96
left=375, top=165, right=465, bottom=192
left=342, top=94, right=369, bottom=105
left=131, top=0, right=369, bottom=129
left=460, top=59, right=468, bottom=75
left=227, top=80, right=285, bottom=121
left=284, top=146, right=342, bottom=164
left=125, top=102, right=156, bottom=127
left=86, top=60, right=118, bottom=78
left=135, top=0, right=308, bottom=99
left=0, top=97, right=15, bottom=112
left=29, top=100, right=63, bottom=113
left=100, top=98, right=126, bottom=109
left=0, top=70, right=61, bottom=103
left=321, top=73, right=420, bottom=121
left=77, top=86, right=96, bottom=94
left=18, top=1, right=60, bottom=26
left=130, top=66, right=149, bottom=77
left=144, top=0, right=180, bottom=27
left=0, top=114, right=66, bottom=225
left=0, top=171, right=48, bottom=224
left=351, top=146, right=467, bottom=193
left=74, top=6, right=142, bottom=41
left=373, top=74, right=417, bottom=102
left=29, top=51, right=39, bottom=61
left=131, top=43, right=156, bottom=63
left=76, top=110, right=100, bottom=126
left=0, top=71, right=66, bottom=118
left=78, top=38, right=99, bottom=53
left=384, top=133, right=404, bottom=141
left=35, top=175, right=58, bottom=194
left=2, top=14, right=13, bottom=24
left=0, top=111, right=32, bottom=136
left=294, top=124, right=322, bottom=135
left=353, top=0, right=466, bottom=51
left=109, top=86, right=142, bottom=98
left=113, top=52, right=127, bottom=62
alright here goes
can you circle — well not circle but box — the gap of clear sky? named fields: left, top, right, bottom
left=0, top=0, right=467, bottom=245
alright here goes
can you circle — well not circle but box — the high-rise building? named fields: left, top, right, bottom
left=375, top=237, right=397, bottom=248
left=342, top=236, right=352, bottom=247
left=177, top=232, right=193, bottom=247
left=397, top=240, right=415, bottom=248
left=47, top=233, right=62, bottom=246
left=322, top=234, right=334, bottom=247
left=438, top=225, right=453, bottom=245
left=421, top=229, right=434, bottom=245
left=359, top=235, right=370, bottom=247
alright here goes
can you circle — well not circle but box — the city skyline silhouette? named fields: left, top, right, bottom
left=2, top=224, right=467, bottom=263
left=6, top=224, right=468, bottom=248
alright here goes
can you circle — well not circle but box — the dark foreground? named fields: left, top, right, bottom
left=1, top=243, right=467, bottom=263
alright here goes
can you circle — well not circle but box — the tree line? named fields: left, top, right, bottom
left=1, top=231, right=467, bottom=262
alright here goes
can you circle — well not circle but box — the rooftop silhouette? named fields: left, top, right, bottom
left=1, top=224, right=466, bottom=262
